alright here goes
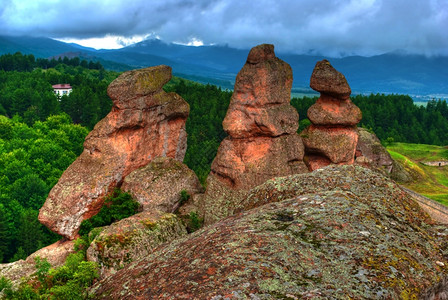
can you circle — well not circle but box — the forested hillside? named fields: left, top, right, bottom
left=1, top=52, right=448, bottom=263
left=0, top=52, right=116, bottom=129
left=0, top=114, right=88, bottom=262
left=0, top=53, right=116, bottom=262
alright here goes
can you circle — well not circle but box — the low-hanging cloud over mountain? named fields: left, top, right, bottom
left=1, top=0, right=447, bottom=56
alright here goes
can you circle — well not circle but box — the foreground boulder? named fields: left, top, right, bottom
left=200, top=44, right=306, bottom=225
left=302, top=60, right=361, bottom=170
left=90, top=166, right=447, bottom=299
left=39, top=65, right=189, bottom=240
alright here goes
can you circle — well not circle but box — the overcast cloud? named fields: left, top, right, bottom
left=1, top=0, right=447, bottom=56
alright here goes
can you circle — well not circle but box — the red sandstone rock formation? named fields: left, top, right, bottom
left=39, top=65, right=189, bottom=240
left=301, top=60, right=361, bottom=171
left=200, top=44, right=306, bottom=225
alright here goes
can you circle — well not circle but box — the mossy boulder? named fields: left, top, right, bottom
left=89, top=166, right=447, bottom=299
left=86, top=211, right=187, bottom=278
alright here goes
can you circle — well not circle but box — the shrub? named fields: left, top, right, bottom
left=186, top=211, right=203, bottom=233
left=79, top=189, right=140, bottom=236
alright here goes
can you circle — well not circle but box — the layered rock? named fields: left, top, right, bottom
left=39, top=65, right=189, bottom=240
left=90, top=166, right=447, bottom=299
left=301, top=60, right=361, bottom=171
left=86, top=211, right=187, bottom=279
left=200, top=44, right=306, bottom=225
left=121, top=157, right=203, bottom=213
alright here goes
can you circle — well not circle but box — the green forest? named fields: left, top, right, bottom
left=0, top=52, right=116, bottom=129
left=1, top=52, right=448, bottom=263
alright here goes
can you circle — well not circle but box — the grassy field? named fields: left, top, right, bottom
left=387, top=142, right=448, bottom=206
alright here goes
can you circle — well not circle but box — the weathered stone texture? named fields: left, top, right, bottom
left=354, top=127, right=412, bottom=182
left=210, top=135, right=305, bottom=190
left=0, top=240, right=75, bottom=287
left=222, top=44, right=297, bottom=138
left=307, top=95, right=361, bottom=125
left=302, top=125, right=359, bottom=164
left=39, top=65, right=189, bottom=240
left=90, top=166, right=447, bottom=299
left=355, top=127, right=394, bottom=173
left=310, top=59, right=351, bottom=98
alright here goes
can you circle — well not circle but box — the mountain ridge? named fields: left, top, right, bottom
left=0, top=35, right=447, bottom=97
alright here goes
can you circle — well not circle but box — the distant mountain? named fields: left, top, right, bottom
left=0, top=36, right=91, bottom=58
left=1, top=35, right=447, bottom=97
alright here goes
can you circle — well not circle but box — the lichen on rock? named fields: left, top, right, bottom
left=121, top=156, right=203, bottom=213
left=89, top=165, right=447, bottom=299
left=86, top=211, right=187, bottom=279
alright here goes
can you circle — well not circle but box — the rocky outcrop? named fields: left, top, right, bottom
left=301, top=60, right=361, bottom=171
left=86, top=211, right=187, bottom=279
left=0, top=240, right=75, bottom=286
left=38, top=65, right=189, bottom=240
left=90, top=166, right=447, bottom=299
left=84, top=157, right=201, bottom=278
left=355, top=127, right=394, bottom=173
left=26, top=239, right=75, bottom=267
left=200, top=44, right=306, bottom=225
left=355, top=127, right=412, bottom=182
left=121, top=157, right=203, bottom=213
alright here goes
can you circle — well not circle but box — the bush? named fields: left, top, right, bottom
left=3, top=250, right=99, bottom=299
left=186, top=211, right=203, bottom=233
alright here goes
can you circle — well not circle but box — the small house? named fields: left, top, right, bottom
left=52, top=84, right=72, bottom=97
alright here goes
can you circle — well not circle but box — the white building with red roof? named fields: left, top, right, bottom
left=52, top=84, right=72, bottom=97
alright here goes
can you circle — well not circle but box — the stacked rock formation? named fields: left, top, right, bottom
left=39, top=65, right=190, bottom=240
left=200, top=44, right=306, bottom=225
left=301, top=60, right=362, bottom=171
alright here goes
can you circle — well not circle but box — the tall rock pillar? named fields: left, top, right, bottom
left=200, top=44, right=306, bottom=225
left=301, top=60, right=361, bottom=171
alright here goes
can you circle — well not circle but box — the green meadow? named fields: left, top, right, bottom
left=388, top=142, right=448, bottom=206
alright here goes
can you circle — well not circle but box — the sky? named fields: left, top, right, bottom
left=1, top=0, right=447, bottom=57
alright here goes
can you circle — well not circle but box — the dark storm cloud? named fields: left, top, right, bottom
left=2, top=0, right=447, bottom=56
